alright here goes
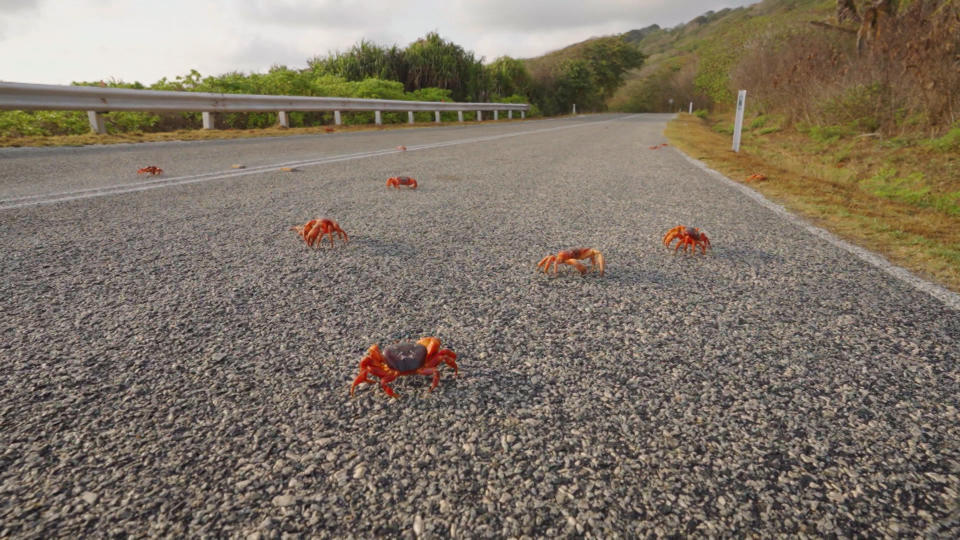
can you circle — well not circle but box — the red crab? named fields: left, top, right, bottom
left=350, top=337, right=459, bottom=397
left=137, top=166, right=163, bottom=175
left=663, top=226, right=711, bottom=254
left=537, top=248, right=605, bottom=276
left=746, top=173, right=767, bottom=182
left=290, top=218, right=349, bottom=248
left=386, top=176, right=418, bottom=189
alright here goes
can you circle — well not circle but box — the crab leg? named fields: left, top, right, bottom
left=350, top=370, right=374, bottom=395
left=438, top=350, right=458, bottom=372
left=592, top=252, right=605, bottom=275
left=563, top=259, right=588, bottom=274
left=305, top=222, right=323, bottom=247
left=415, top=366, right=441, bottom=391
left=378, top=374, right=399, bottom=398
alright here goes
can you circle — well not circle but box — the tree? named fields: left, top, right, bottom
left=486, top=56, right=532, bottom=99
left=581, top=37, right=646, bottom=99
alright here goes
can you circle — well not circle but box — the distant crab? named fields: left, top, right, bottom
left=290, top=218, right=348, bottom=248
left=537, top=248, right=605, bottom=276
left=350, top=337, right=459, bottom=398
left=746, top=173, right=767, bottom=182
left=137, top=166, right=163, bottom=175
left=663, top=226, right=711, bottom=254
left=386, top=176, right=418, bottom=189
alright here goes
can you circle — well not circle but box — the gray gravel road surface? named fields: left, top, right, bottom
left=2, top=114, right=958, bottom=537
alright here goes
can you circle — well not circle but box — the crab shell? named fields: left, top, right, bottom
left=383, top=342, right=428, bottom=371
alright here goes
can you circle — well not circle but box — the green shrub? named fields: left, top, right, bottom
left=805, top=124, right=853, bottom=144
left=925, top=124, right=960, bottom=153
left=712, top=122, right=733, bottom=135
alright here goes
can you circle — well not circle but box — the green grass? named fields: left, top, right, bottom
left=665, top=112, right=960, bottom=293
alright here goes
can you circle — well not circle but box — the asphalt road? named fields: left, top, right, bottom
left=2, top=114, right=958, bottom=537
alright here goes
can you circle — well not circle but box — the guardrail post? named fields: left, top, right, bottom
left=278, top=111, right=289, bottom=128
left=508, top=110, right=513, bottom=119
left=572, top=104, right=576, bottom=115
left=477, top=111, right=483, bottom=122
left=521, top=111, right=525, bottom=119
left=334, top=111, right=342, bottom=125
left=458, top=111, right=464, bottom=122
left=434, top=111, right=440, bottom=123
left=375, top=111, right=382, bottom=125
left=408, top=111, right=414, bottom=124
left=202, top=112, right=214, bottom=130
left=86, top=111, right=106, bottom=134
left=493, top=110, right=499, bottom=121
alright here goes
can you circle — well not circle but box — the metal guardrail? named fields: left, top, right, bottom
left=0, top=81, right=529, bottom=133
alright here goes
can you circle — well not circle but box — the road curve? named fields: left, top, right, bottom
left=1, top=114, right=958, bottom=537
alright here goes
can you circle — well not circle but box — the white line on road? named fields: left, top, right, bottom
left=678, top=151, right=960, bottom=311
left=1, top=116, right=636, bottom=210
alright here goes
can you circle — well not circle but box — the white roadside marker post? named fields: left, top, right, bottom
left=732, top=90, right=747, bottom=152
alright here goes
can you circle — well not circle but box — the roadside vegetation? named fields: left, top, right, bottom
left=637, top=0, right=959, bottom=291
left=0, top=32, right=643, bottom=141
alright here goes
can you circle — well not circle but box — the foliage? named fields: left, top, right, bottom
left=924, top=124, right=960, bottom=153
left=526, top=35, right=645, bottom=115
left=486, top=56, right=532, bottom=99
left=4, top=30, right=644, bottom=136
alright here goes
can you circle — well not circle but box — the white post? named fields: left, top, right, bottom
left=458, top=111, right=464, bottom=122
left=86, top=111, right=106, bottom=134
left=572, top=104, right=576, bottom=115
left=688, top=102, right=693, bottom=114
left=494, top=110, right=499, bottom=121
left=334, top=111, right=342, bottom=125
left=375, top=111, right=382, bottom=125
left=277, top=111, right=289, bottom=128
left=477, top=111, right=483, bottom=121
left=508, top=110, right=513, bottom=119
left=435, top=111, right=440, bottom=123
left=732, top=90, right=747, bottom=152
left=202, top=111, right=214, bottom=130
left=521, top=111, right=525, bottom=119
left=408, top=111, right=414, bottom=124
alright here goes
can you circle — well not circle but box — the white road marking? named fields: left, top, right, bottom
left=678, top=151, right=960, bottom=311
left=1, top=116, right=635, bottom=210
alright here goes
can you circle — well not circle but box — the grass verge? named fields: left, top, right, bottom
left=665, top=112, right=960, bottom=294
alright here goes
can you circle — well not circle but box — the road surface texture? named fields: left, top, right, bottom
left=2, top=114, right=958, bottom=537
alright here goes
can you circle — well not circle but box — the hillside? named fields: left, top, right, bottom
left=610, top=0, right=835, bottom=112
left=602, top=0, right=960, bottom=292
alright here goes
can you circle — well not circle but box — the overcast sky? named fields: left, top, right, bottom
left=1, top=0, right=757, bottom=86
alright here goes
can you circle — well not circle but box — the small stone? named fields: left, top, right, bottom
left=272, top=495, right=296, bottom=507
left=413, top=515, right=424, bottom=536
left=80, top=491, right=98, bottom=505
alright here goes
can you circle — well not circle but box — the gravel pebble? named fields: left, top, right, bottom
left=1, top=114, right=958, bottom=537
